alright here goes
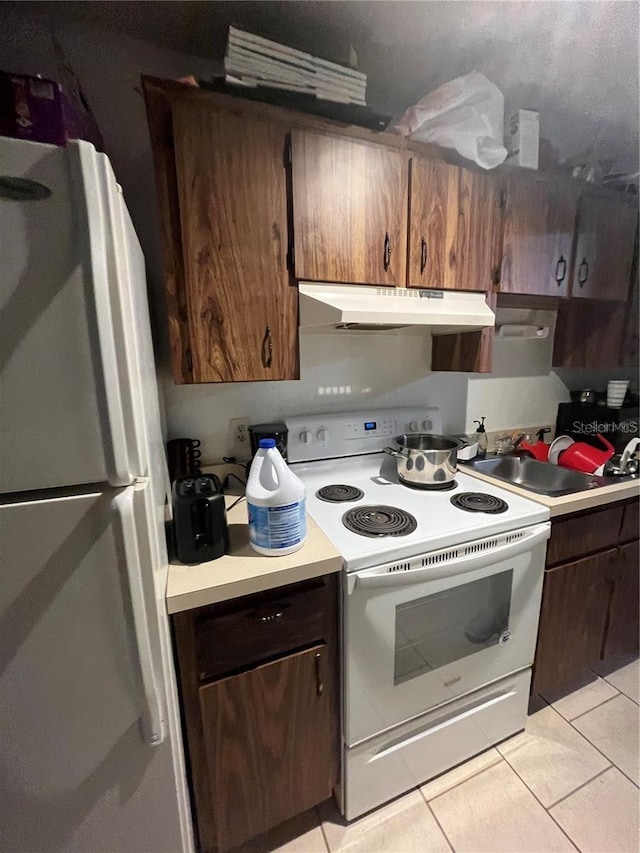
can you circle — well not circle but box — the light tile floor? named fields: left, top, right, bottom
left=237, top=660, right=640, bottom=853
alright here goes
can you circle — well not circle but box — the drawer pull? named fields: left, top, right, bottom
left=420, top=237, right=428, bottom=274
left=249, top=603, right=289, bottom=623
left=315, top=652, right=324, bottom=696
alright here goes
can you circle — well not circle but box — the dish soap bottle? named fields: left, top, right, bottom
left=246, top=438, right=307, bottom=556
left=473, top=417, right=488, bottom=459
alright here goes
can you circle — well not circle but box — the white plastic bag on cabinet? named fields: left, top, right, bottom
left=395, top=71, right=508, bottom=170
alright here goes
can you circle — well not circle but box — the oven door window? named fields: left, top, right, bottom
left=394, top=570, right=513, bottom=685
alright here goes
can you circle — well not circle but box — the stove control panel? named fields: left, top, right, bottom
left=344, top=418, right=397, bottom=439
left=287, top=407, right=443, bottom=463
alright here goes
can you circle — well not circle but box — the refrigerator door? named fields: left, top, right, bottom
left=0, top=483, right=187, bottom=852
left=0, top=138, right=150, bottom=494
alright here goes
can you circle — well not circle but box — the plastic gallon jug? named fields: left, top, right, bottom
left=246, top=438, right=306, bottom=556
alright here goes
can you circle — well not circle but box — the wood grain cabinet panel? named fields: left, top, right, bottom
left=408, top=158, right=500, bottom=291
left=597, top=541, right=640, bottom=669
left=499, top=175, right=578, bottom=297
left=199, top=644, right=335, bottom=852
left=533, top=550, right=614, bottom=700
left=619, top=499, right=639, bottom=544
left=291, top=131, right=408, bottom=286
left=552, top=298, right=627, bottom=369
left=572, top=194, right=638, bottom=301
left=545, top=505, right=623, bottom=567
left=172, top=101, right=298, bottom=382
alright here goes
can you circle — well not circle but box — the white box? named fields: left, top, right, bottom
left=507, top=109, right=539, bottom=170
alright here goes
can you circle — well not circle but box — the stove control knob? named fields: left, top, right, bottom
left=409, top=420, right=419, bottom=432
left=421, top=419, right=432, bottom=431
left=299, top=430, right=313, bottom=445
left=317, top=428, right=330, bottom=443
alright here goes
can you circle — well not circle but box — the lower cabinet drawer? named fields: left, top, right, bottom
left=199, top=644, right=335, bottom=852
left=546, top=505, right=623, bottom=566
left=344, top=669, right=531, bottom=821
left=195, top=578, right=331, bottom=681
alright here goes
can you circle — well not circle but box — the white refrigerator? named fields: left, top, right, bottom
left=0, top=137, right=194, bottom=852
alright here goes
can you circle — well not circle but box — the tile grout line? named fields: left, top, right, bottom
left=418, top=754, right=503, bottom=804
left=600, top=665, right=640, bottom=706
left=545, top=765, right=612, bottom=811
left=417, top=786, right=456, bottom=853
left=567, top=692, right=622, bottom=723
left=498, top=752, right=580, bottom=852
left=554, top=688, right=621, bottom=723
left=565, top=699, right=640, bottom=789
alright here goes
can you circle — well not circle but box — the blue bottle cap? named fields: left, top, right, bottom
left=259, top=438, right=276, bottom=449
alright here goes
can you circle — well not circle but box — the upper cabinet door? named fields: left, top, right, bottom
left=500, top=175, right=578, bottom=297
left=408, top=158, right=500, bottom=291
left=172, top=101, right=298, bottom=382
left=572, top=194, right=638, bottom=301
left=291, top=131, right=408, bottom=286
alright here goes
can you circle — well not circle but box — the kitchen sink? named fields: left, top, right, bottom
left=465, top=455, right=636, bottom=497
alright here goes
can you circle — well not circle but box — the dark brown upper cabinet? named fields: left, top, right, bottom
left=408, top=157, right=501, bottom=291
left=499, top=174, right=579, bottom=297
left=170, top=100, right=299, bottom=383
left=571, top=193, right=638, bottom=301
left=291, top=130, right=408, bottom=286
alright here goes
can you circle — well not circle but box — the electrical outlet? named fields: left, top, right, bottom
left=230, top=418, right=251, bottom=456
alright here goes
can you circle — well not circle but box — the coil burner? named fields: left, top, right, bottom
left=450, top=493, right=509, bottom=514
left=316, top=485, right=365, bottom=503
left=342, top=505, right=418, bottom=537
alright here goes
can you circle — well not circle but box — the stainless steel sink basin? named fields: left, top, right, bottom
left=465, top=456, right=636, bottom=497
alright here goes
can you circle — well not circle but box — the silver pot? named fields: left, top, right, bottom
left=384, top=434, right=465, bottom=488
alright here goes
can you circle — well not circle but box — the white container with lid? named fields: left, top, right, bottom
left=246, top=438, right=307, bottom=556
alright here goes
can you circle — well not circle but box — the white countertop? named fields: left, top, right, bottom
left=166, top=497, right=342, bottom=614
left=463, top=465, right=639, bottom=517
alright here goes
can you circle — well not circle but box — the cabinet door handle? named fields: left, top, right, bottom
left=420, top=237, right=428, bottom=274
left=578, top=258, right=589, bottom=286
left=261, top=325, right=273, bottom=368
left=314, top=652, right=324, bottom=696
left=383, top=233, right=391, bottom=272
left=555, top=255, right=567, bottom=284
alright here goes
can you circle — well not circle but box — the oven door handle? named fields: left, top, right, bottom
left=353, top=523, right=550, bottom=590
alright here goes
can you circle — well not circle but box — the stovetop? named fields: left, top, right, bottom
left=291, top=453, right=550, bottom=571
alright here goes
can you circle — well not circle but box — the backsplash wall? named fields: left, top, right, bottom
left=163, top=323, right=576, bottom=463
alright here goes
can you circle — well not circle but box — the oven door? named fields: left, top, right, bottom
left=344, top=522, right=549, bottom=745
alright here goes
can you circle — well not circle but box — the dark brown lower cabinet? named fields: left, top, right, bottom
left=595, top=541, right=640, bottom=673
left=533, top=550, right=613, bottom=698
left=532, top=499, right=639, bottom=704
left=199, top=645, right=334, bottom=852
left=172, top=574, right=339, bottom=853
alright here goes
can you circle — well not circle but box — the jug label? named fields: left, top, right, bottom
left=248, top=500, right=306, bottom=550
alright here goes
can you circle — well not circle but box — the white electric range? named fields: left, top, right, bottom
left=286, top=408, right=551, bottom=820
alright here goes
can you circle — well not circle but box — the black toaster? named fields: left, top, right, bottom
left=172, top=474, right=229, bottom=564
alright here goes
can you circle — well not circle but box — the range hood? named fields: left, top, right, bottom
left=298, top=283, right=495, bottom=333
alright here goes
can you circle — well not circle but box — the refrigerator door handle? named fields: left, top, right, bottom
left=71, top=142, right=138, bottom=486
left=113, top=488, right=165, bottom=747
